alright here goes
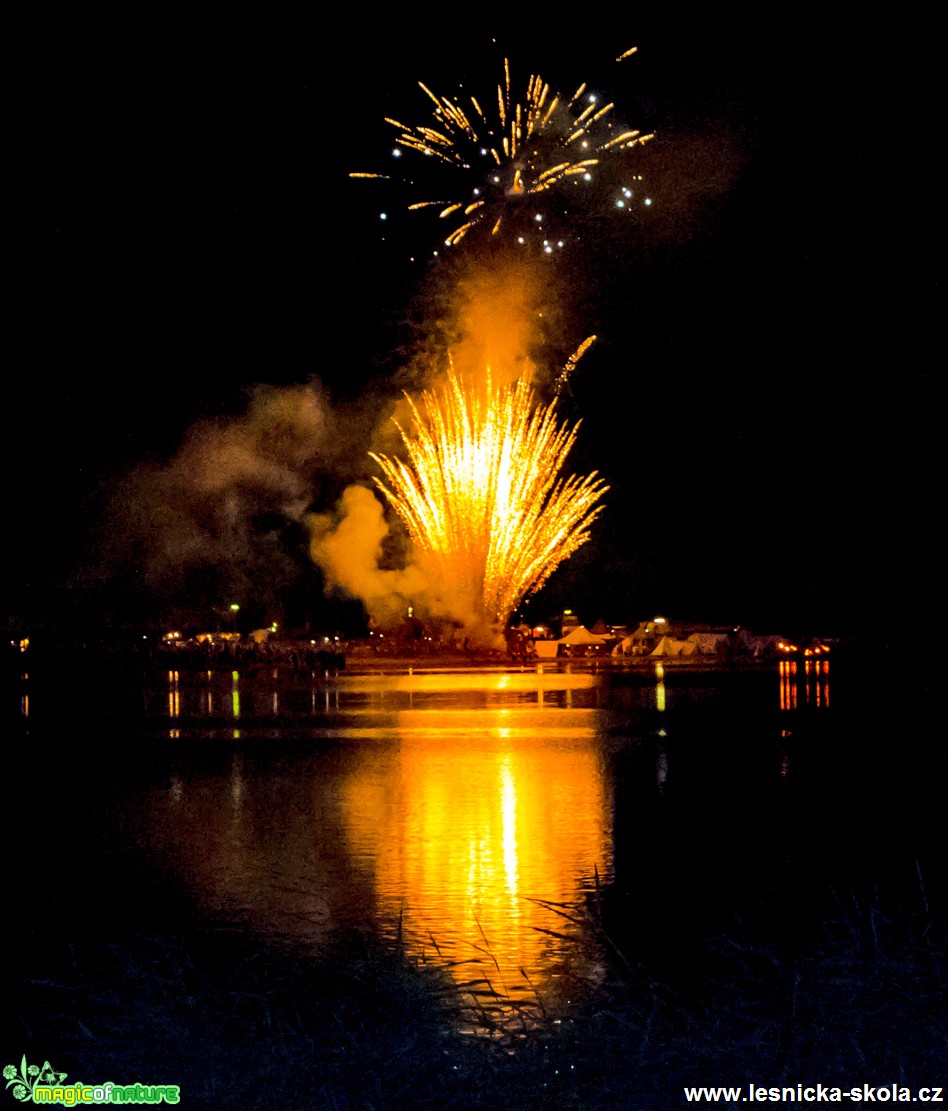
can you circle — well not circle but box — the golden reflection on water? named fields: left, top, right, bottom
left=231, top=670, right=241, bottom=739
left=654, top=662, right=666, bottom=711
left=805, top=658, right=830, bottom=707
left=159, top=669, right=613, bottom=1014
left=167, top=671, right=180, bottom=719
left=337, top=711, right=612, bottom=1005
left=779, top=659, right=831, bottom=710
left=167, top=671, right=180, bottom=739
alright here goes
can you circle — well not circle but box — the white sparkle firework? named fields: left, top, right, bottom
left=351, top=53, right=654, bottom=248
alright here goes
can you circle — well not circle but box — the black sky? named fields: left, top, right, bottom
left=5, top=15, right=939, bottom=639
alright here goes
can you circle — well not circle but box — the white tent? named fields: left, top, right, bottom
left=650, top=635, right=696, bottom=658
left=534, top=625, right=609, bottom=658
left=558, top=625, right=609, bottom=646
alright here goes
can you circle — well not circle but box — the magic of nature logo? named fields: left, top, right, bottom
left=4, top=1057, right=180, bottom=1104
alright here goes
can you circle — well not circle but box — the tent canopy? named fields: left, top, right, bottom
left=651, top=635, right=696, bottom=658
left=558, top=625, right=609, bottom=645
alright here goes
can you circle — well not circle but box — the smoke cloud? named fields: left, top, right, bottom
left=104, top=384, right=339, bottom=620
left=386, top=254, right=566, bottom=399
left=307, top=483, right=500, bottom=641
left=306, top=485, right=428, bottom=628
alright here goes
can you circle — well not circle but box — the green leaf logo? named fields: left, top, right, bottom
left=3, top=1056, right=66, bottom=1102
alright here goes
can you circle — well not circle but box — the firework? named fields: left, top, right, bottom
left=554, top=334, right=597, bottom=396
left=370, top=367, right=607, bottom=634
left=351, top=54, right=653, bottom=248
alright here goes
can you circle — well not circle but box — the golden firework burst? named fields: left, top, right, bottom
left=370, top=366, right=607, bottom=631
left=351, top=54, right=653, bottom=248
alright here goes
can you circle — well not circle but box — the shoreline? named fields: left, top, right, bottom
left=131, top=651, right=787, bottom=678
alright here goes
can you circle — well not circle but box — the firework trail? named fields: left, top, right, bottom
left=554, top=335, right=597, bottom=396
left=351, top=53, right=653, bottom=249
left=370, top=365, right=607, bottom=635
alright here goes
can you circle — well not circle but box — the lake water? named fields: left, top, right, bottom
left=6, top=654, right=941, bottom=1024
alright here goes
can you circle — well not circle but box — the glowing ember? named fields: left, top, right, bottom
left=351, top=55, right=654, bottom=247
left=370, top=366, right=607, bottom=636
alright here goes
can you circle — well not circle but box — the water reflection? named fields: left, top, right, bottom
left=231, top=670, right=240, bottom=739
left=137, top=662, right=834, bottom=1021
left=154, top=671, right=613, bottom=1017
left=167, top=671, right=180, bottom=739
left=805, top=659, right=830, bottom=708
left=156, top=666, right=602, bottom=721
left=779, top=658, right=831, bottom=710
left=13, top=655, right=904, bottom=1054
left=338, top=717, right=611, bottom=1008
left=779, top=660, right=798, bottom=710
left=654, top=662, right=666, bottom=711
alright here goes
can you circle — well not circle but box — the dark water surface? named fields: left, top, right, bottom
left=5, top=655, right=942, bottom=1021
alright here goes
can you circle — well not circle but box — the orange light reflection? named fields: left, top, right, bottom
left=338, top=706, right=611, bottom=1010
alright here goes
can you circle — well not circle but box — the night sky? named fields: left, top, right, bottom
left=5, top=15, right=938, bottom=641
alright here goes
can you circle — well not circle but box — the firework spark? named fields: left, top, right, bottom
left=351, top=54, right=654, bottom=249
left=370, top=366, right=607, bottom=635
left=554, top=334, right=597, bottom=395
